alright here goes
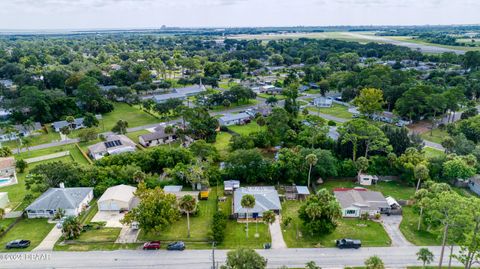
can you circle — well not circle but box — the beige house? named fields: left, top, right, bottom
left=98, top=185, right=137, bottom=211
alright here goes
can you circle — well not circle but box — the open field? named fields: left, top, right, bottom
left=0, top=219, right=54, bottom=252
left=228, top=121, right=266, bottom=136
left=308, top=104, right=353, bottom=119
left=420, top=128, right=448, bottom=144
left=54, top=228, right=125, bottom=251
left=281, top=200, right=391, bottom=248
left=214, top=132, right=232, bottom=158
left=228, top=32, right=381, bottom=43
left=389, top=36, right=480, bottom=52
left=100, top=103, right=159, bottom=132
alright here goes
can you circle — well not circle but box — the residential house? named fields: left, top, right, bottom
left=152, top=84, right=206, bottom=103
left=97, top=184, right=137, bottom=211
left=0, top=157, right=15, bottom=177
left=26, top=187, right=94, bottom=218
left=357, top=174, right=379, bottom=186
left=233, top=187, right=281, bottom=219
left=218, top=113, right=251, bottom=126
left=334, top=187, right=390, bottom=218
left=52, top=115, right=102, bottom=132
left=224, top=180, right=240, bottom=195
left=259, top=85, right=282, bottom=95
left=139, top=125, right=178, bottom=148
left=246, top=106, right=272, bottom=117
left=88, top=134, right=137, bottom=160
left=469, top=175, right=480, bottom=196
left=0, top=122, right=42, bottom=142
left=0, top=192, right=9, bottom=208
left=313, top=97, right=333, bottom=108
left=0, top=79, right=15, bottom=89
left=163, top=185, right=199, bottom=199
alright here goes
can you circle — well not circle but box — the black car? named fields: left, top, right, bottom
left=336, top=238, right=361, bottom=249
left=167, top=241, right=185, bottom=251
left=6, top=239, right=31, bottom=249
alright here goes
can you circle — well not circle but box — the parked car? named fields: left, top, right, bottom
left=336, top=238, right=361, bottom=249
left=143, top=241, right=161, bottom=250
left=167, top=241, right=185, bottom=251
left=6, top=239, right=31, bottom=249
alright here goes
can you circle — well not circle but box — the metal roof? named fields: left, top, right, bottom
left=163, top=185, right=183, bottom=192
left=295, top=186, right=310, bottom=195
left=233, top=187, right=281, bottom=214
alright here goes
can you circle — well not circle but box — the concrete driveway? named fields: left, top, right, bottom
left=92, top=211, right=125, bottom=228
left=381, top=215, right=412, bottom=247
left=33, top=226, right=63, bottom=251
left=269, top=216, right=287, bottom=249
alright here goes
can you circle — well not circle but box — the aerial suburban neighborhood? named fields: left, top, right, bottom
left=1, top=1, right=480, bottom=269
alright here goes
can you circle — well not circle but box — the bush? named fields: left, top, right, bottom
left=210, top=211, right=227, bottom=243
left=328, top=120, right=336, bottom=126
left=220, top=126, right=229, bottom=132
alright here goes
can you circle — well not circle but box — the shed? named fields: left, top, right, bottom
left=357, top=174, right=378, bottom=186
left=224, top=180, right=240, bottom=195
left=98, top=185, right=137, bottom=211
left=163, top=185, right=183, bottom=193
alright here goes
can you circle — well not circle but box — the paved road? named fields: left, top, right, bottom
left=0, top=246, right=461, bottom=269
left=344, top=32, right=466, bottom=55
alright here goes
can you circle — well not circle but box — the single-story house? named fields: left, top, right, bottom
left=233, top=187, right=281, bottom=219
left=224, top=180, right=240, bottom=195
left=334, top=187, right=390, bottom=218
left=98, top=184, right=137, bottom=211
left=259, top=85, right=282, bottom=95
left=469, top=175, right=480, bottom=196
left=0, top=122, right=42, bottom=142
left=139, top=126, right=178, bottom=148
left=218, top=113, right=251, bottom=126
left=52, top=115, right=102, bottom=132
left=26, top=187, right=94, bottom=218
left=357, top=174, right=379, bottom=186
left=0, top=192, right=9, bottom=208
left=152, top=84, right=206, bottom=103
left=163, top=185, right=199, bottom=199
left=88, top=135, right=137, bottom=160
left=246, top=106, right=272, bottom=117
left=313, top=97, right=333, bottom=108
left=285, top=185, right=311, bottom=200
left=0, top=157, right=15, bottom=177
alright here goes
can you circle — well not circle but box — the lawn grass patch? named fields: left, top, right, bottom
left=210, top=99, right=259, bottom=112
left=257, top=93, right=286, bottom=100
left=218, top=220, right=271, bottom=249
left=125, top=130, right=151, bottom=144
left=423, top=147, right=446, bottom=159
left=399, top=206, right=441, bottom=246
left=228, top=121, right=266, bottom=136
left=0, top=218, right=54, bottom=252
left=308, top=104, right=352, bottom=119
left=214, top=132, right=232, bottom=158
left=100, top=102, right=159, bottom=131
left=320, top=179, right=415, bottom=200
left=420, top=128, right=448, bottom=144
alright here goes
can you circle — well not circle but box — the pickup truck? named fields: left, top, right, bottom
left=336, top=238, right=361, bottom=249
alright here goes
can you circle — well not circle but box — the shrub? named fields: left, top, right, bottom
left=220, top=126, right=229, bottom=132
left=210, top=211, right=227, bottom=243
left=328, top=120, right=336, bottom=126
left=281, top=216, right=292, bottom=229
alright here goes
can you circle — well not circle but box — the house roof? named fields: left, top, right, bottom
left=334, top=188, right=389, bottom=211
left=52, top=115, right=102, bottom=130
left=88, top=134, right=136, bottom=155
left=0, top=157, right=15, bottom=170
left=98, top=184, right=136, bottom=203
left=0, top=122, right=42, bottom=135
left=163, top=185, right=183, bottom=192
left=314, top=97, right=333, bottom=105
left=26, top=187, right=93, bottom=211
left=219, top=113, right=251, bottom=123
left=295, top=186, right=310, bottom=195
left=153, top=84, right=206, bottom=102
left=224, top=180, right=240, bottom=190
left=140, top=126, right=175, bottom=142
left=233, top=187, right=281, bottom=214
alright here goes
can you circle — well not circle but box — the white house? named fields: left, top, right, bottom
left=357, top=174, right=379, bottom=186
left=98, top=185, right=137, bottom=211
left=224, top=180, right=240, bottom=195
left=0, top=122, right=42, bottom=142
left=152, top=84, right=206, bottom=103
left=313, top=97, right=333, bottom=108
left=52, top=115, right=102, bottom=132
left=139, top=125, right=178, bottom=148
left=334, top=187, right=390, bottom=218
left=88, top=135, right=137, bottom=160
left=26, top=187, right=94, bottom=218
left=218, top=113, right=251, bottom=126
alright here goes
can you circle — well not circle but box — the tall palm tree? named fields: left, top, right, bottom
left=241, top=194, right=255, bottom=239
left=305, top=154, right=318, bottom=188
left=178, top=195, right=197, bottom=238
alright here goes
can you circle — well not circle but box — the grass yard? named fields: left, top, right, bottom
left=281, top=201, right=391, bottom=248
left=138, top=191, right=218, bottom=249
left=210, top=99, right=259, bottom=112
left=214, top=132, right=232, bottom=158
left=228, top=121, right=266, bottom=136
left=320, top=179, right=416, bottom=201
left=0, top=218, right=54, bottom=252
left=2, top=127, right=61, bottom=149
left=308, top=104, right=352, bottom=119
left=399, top=206, right=441, bottom=246
left=54, top=228, right=134, bottom=251
left=219, top=221, right=271, bottom=249
left=423, top=147, right=446, bottom=159
left=257, top=93, right=287, bottom=100
left=100, top=103, right=159, bottom=131
left=125, top=130, right=151, bottom=144
left=420, top=128, right=448, bottom=144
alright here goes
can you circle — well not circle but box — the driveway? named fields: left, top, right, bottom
left=92, top=211, right=125, bottom=228
left=116, top=226, right=139, bottom=244
left=381, top=215, right=412, bottom=247
left=33, top=226, right=62, bottom=251
left=269, top=216, right=287, bottom=249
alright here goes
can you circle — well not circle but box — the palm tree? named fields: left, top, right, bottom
left=21, top=137, right=32, bottom=154
left=241, top=194, right=255, bottom=239
left=305, top=154, right=318, bottom=188
left=262, top=210, right=276, bottom=228
left=179, top=195, right=197, bottom=238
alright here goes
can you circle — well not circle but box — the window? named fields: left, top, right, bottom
left=346, top=210, right=357, bottom=215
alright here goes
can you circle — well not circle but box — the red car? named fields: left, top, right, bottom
left=143, top=241, right=161, bottom=250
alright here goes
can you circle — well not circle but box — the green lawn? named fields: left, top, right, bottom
left=308, top=104, right=352, bottom=119
left=399, top=206, right=441, bottom=246
left=257, top=93, right=287, bottom=100
left=0, top=218, right=54, bottom=252
left=423, top=147, right=446, bottom=159
left=210, top=99, right=259, bottom=112
left=281, top=201, right=391, bottom=248
left=125, top=130, right=150, bottom=144
left=420, top=128, right=448, bottom=144
left=228, top=121, right=266, bottom=136
left=214, top=132, right=232, bottom=158
left=138, top=191, right=217, bottom=249
left=100, top=103, right=159, bottom=132
left=219, top=221, right=271, bottom=249
left=320, top=179, right=416, bottom=201
left=54, top=228, right=133, bottom=251
left=2, top=127, right=60, bottom=149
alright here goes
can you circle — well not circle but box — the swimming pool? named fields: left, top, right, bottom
left=0, top=177, right=12, bottom=186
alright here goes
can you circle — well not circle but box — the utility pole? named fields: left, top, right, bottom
left=212, top=241, right=216, bottom=269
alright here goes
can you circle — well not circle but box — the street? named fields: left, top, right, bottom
left=0, top=246, right=462, bottom=269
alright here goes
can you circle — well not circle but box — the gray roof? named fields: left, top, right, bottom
left=139, top=126, right=174, bottom=142
left=0, top=122, right=42, bottom=135
left=224, top=180, right=240, bottom=190
left=26, top=187, right=93, bottom=211
left=88, top=134, right=136, bottom=155
left=334, top=188, right=389, bottom=211
left=295, top=186, right=310, bottom=195
left=153, top=84, right=206, bottom=103
left=52, top=115, right=102, bottom=130
left=233, top=187, right=281, bottom=214
left=219, top=113, right=251, bottom=122
left=164, top=185, right=183, bottom=192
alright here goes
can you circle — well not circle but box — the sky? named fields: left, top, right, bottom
left=0, top=0, right=479, bottom=30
